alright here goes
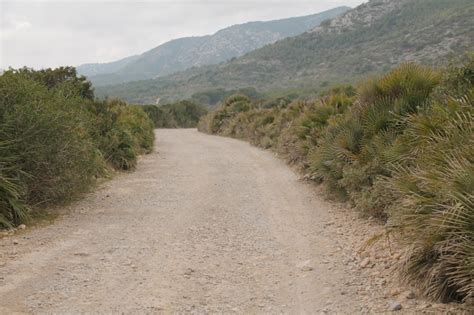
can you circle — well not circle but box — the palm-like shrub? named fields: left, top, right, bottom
left=310, top=64, right=440, bottom=214
left=198, top=94, right=253, bottom=135
left=281, top=89, right=354, bottom=168
left=390, top=95, right=473, bottom=301
left=223, top=94, right=252, bottom=112
left=244, top=109, right=276, bottom=148
left=0, top=141, right=28, bottom=228
left=310, top=114, right=364, bottom=198
left=197, top=60, right=473, bottom=303
left=387, top=60, right=474, bottom=302
left=223, top=111, right=255, bottom=139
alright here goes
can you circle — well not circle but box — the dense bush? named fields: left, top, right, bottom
left=0, top=68, right=154, bottom=228
left=142, top=101, right=207, bottom=128
left=88, top=100, right=154, bottom=170
left=190, top=87, right=261, bottom=106
left=198, top=61, right=473, bottom=302
left=387, top=59, right=474, bottom=302
left=310, top=64, right=441, bottom=214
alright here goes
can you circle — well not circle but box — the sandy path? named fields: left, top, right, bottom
left=0, top=129, right=447, bottom=313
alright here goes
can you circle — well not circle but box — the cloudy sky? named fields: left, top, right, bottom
left=1, top=0, right=365, bottom=69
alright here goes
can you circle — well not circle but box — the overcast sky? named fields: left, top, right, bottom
left=1, top=0, right=365, bottom=69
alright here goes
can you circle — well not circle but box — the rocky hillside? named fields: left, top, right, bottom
left=97, top=0, right=474, bottom=105
left=80, top=7, right=349, bottom=86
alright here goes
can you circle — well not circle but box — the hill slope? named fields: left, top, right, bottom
left=97, top=0, right=474, bottom=104
left=80, top=7, right=349, bottom=86
left=76, top=55, right=139, bottom=78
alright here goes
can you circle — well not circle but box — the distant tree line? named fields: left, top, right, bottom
left=141, top=101, right=208, bottom=128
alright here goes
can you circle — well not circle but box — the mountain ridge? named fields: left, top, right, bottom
left=79, top=7, right=349, bottom=86
left=96, top=0, right=473, bottom=105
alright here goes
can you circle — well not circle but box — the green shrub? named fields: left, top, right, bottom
left=310, top=64, right=441, bottom=214
left=278, top=90, right=354, bottom=168
left=142, top=101, right=207, bottom=128
left=87, top=100, right=154, bottom=170
left=0, top=72, right=105, bottom=208
left=386, top=59, right=474, bottom=302
left=10, top=66, right=94, bottom=100
left=390, top=94, right=473, bottom=302
left=0, top=141, right=29, bottom=228
left=141, top=105, right=164, bottom=127
left=198, top=94, right=253, bottom=134
left=198, top=60, right=473, bottom=302
left=0, top=68, right=154, bottom=228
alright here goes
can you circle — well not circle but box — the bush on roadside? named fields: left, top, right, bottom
left=0, top=141, right=29, bottom=227
left=142, top=101, right=207, bottom=128
left=386, top=58, right=474, bottom=302
left=310, top=64, right=441, bottom=214
left=0, top=68, right=154, bottom=228
left=198, top=60, right=473, bottom=302
left=88, top=100, right=154, bottom=170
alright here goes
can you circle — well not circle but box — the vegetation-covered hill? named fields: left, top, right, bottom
left=76, top=55, right=140, bottom=78
left=79, top=7, right=349, bottom=87
left=97, top=0, right=474, bottom=105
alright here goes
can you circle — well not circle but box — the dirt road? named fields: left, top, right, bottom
left=0, top=129, right=447, bottom=313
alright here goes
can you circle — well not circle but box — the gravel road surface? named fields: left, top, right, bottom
left=0, top=129, right=466, bottom=314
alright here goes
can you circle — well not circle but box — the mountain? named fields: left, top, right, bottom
left=96, top=0, right=474, bottom=105
left=77, top=55, right=139, bottom=78
left=80, top=7, right=349, bottom=86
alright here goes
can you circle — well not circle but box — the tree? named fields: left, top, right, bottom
left=4, top=66, right=94, bottom=100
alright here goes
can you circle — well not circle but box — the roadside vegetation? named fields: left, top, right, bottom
left=198, top=58, right=474, bottom=303
left=141, top=101, right=208, bottom=128
left=0, top=67, right=154, bottom=228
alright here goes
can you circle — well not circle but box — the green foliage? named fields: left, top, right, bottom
left=390, top=94, right=473, bottom=302
left=198, top=94, right=255, bottom=134
left=87, top=100, right=155, bottom=170
left=0, top=71, right=104, bottom=210
left=311, top=64, right=441, bottom=214
left=0, top=68, right=154, bottom=228
left=199, top=60, right=473, bottom=302
left=0, top=141, right=29, bottom=228
left=142, top=101, right=207, bottom=128
left=282, top=88, right=355, bottom=168
left=190, top=87, right=261, bottom=106
left=386, top=58, right=474, bottom=302
left=6, top=67, right=94, bottom=100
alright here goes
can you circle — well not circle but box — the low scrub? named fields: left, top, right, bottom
left=142, top=100, right=207, bottom=128
left=198, top=60, right=473, bottom=302
left=0, top=67, right=154, bottom=228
